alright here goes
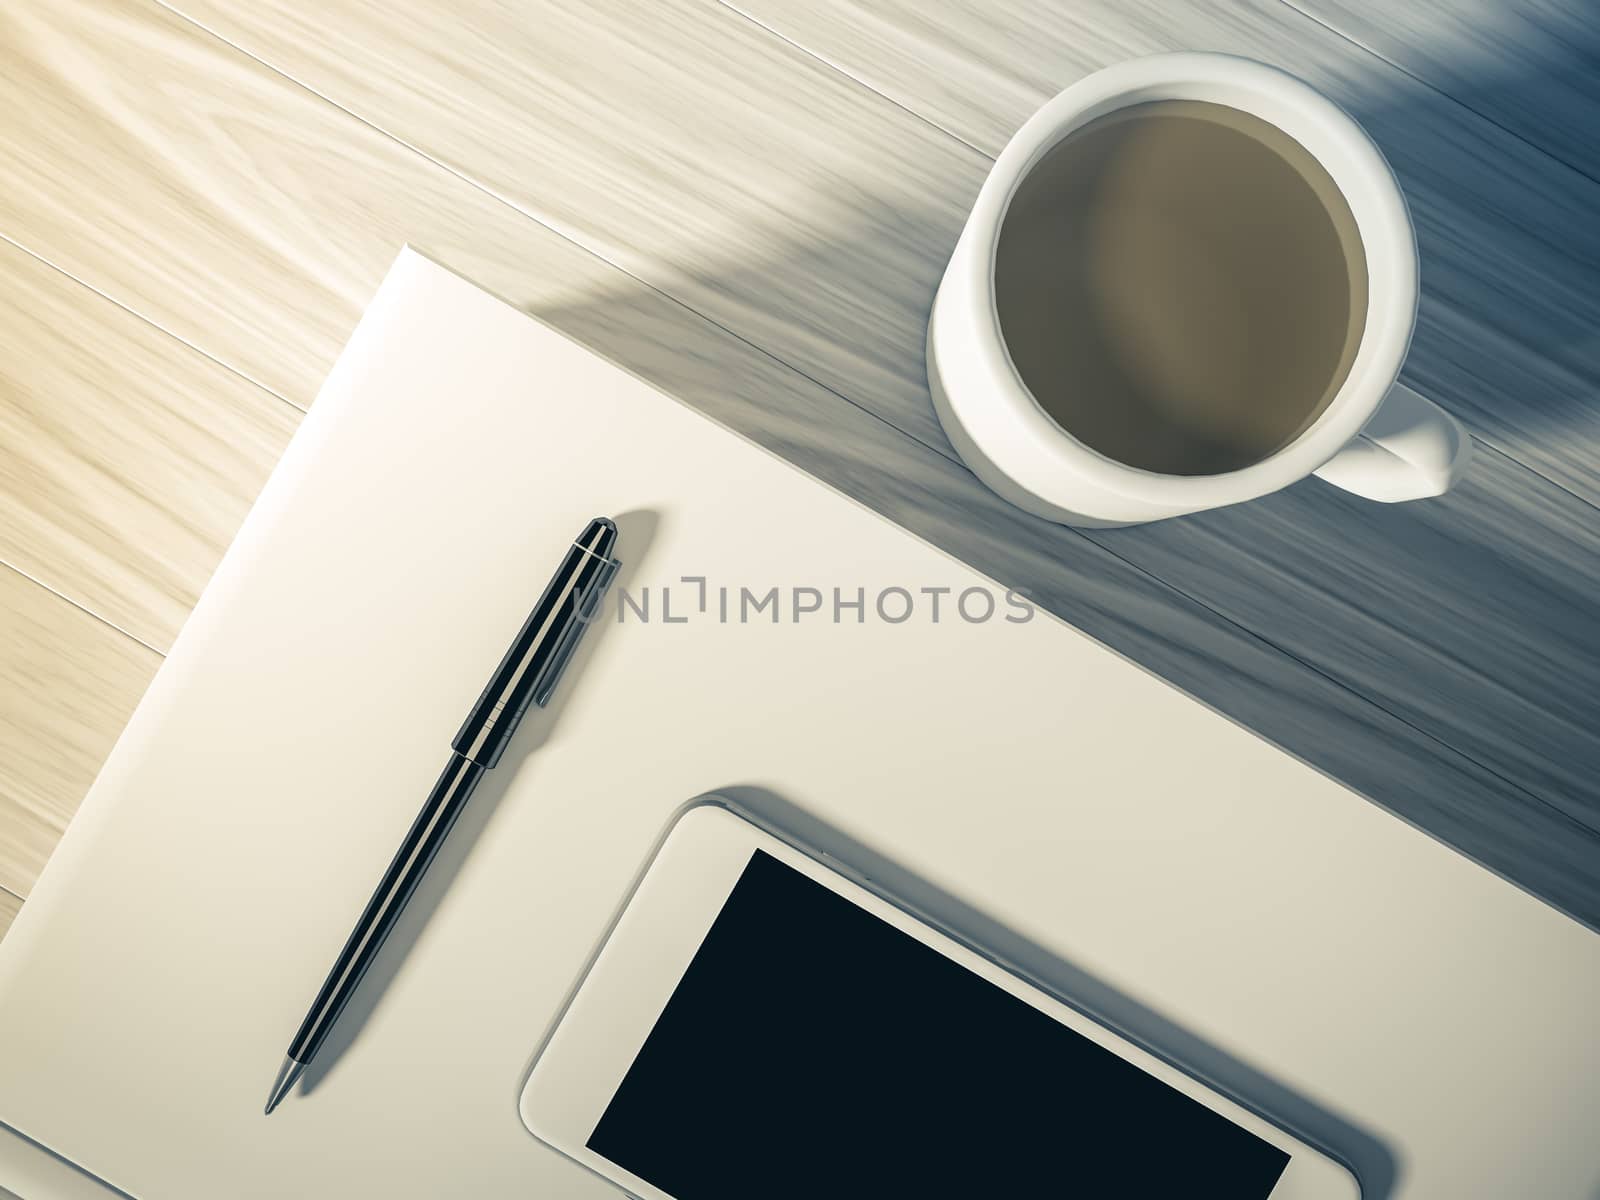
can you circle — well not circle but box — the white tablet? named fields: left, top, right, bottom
left=520, top=801, right=1361, bottom=1199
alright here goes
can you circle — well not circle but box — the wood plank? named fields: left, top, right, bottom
left=0, top=566, right=159, bottom=897
left=1288, top=0, right=1600, bottom=183
left=141, top=3, right=1600, bottom=830
left=0, top=0, right=1595, bottom=923
left=0, top=889, right=20, bottom=944
left=162, top=0, right=1600, bottom=504
left=94, top=0, right=976, bottom=452
left=0, top=239, right=299, bottom=652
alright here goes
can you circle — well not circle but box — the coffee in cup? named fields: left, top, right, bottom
left=994, top=99, right=1368, bottom=477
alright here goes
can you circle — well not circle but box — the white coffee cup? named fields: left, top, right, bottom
left=927, top=53, right=1470, bottom=527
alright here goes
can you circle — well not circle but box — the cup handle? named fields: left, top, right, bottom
left=1311, top=381, right=1471, bottom=502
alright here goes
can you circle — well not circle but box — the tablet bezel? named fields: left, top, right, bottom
left=519, top=800, right=1360, bottom=1200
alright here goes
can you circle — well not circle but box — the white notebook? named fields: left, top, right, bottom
left=0, top=249, right=1595, bottom=1199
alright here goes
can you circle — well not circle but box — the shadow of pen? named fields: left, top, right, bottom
left=296, top=506, right=661, bottom=1096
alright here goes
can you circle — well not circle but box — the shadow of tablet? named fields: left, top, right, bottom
left=294, top=506, right=662, bottom=1100
left=718, top=784, right=1400, bottom=1200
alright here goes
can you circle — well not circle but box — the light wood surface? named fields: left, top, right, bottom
left=0, top=237, right=297, bottom=651
left=164, top=0, right=983, bottom=452
left=0, top=565, right=158, bottom=900
left=0, top=0, right=1597, bottom=937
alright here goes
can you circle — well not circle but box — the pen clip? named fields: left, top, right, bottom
left=531, top=556, right=620, bottom=708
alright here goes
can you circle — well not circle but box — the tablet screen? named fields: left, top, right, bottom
left=587, top=850, right=1290, bottom=1198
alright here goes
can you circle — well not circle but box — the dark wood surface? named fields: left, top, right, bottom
left=0, top=0, right=1595, bottom=935
left=1290, top=0, right=1600, bottom=182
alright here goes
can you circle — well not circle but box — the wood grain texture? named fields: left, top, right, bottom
left=143, top=5, right=1600, bottom=836
left=154, top=0, right=978, bottom=453
left=0, top=0, right=488, bottom=409
left=0, top=0, right=1595, bottom=922
left=0, top=239, right=298, bottom=652
left=1288, top=0, right=1600, bottom=182
left=0, top=566, right=159, bottom=897
left=164, top=0, right=1600, bottom=503
left=724, top=0, right=1600, bottom=508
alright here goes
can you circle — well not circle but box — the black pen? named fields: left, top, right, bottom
left=265, top=518, right=620, bottom=1114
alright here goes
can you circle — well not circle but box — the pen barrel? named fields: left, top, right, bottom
left=286, top=753, right=485, bottom=1065
left=452, top=534, right=615, bottom=769
left=278, top=519, right=619, bottom=1081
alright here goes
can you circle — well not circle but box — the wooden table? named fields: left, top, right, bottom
left=2, top=0, right=1597, bottom=934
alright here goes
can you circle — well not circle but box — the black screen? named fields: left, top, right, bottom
left=588, top=850, right=1289, bottom=1198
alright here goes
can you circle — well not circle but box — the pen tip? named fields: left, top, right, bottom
left=264, top=1056, right=306, bottom=1116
